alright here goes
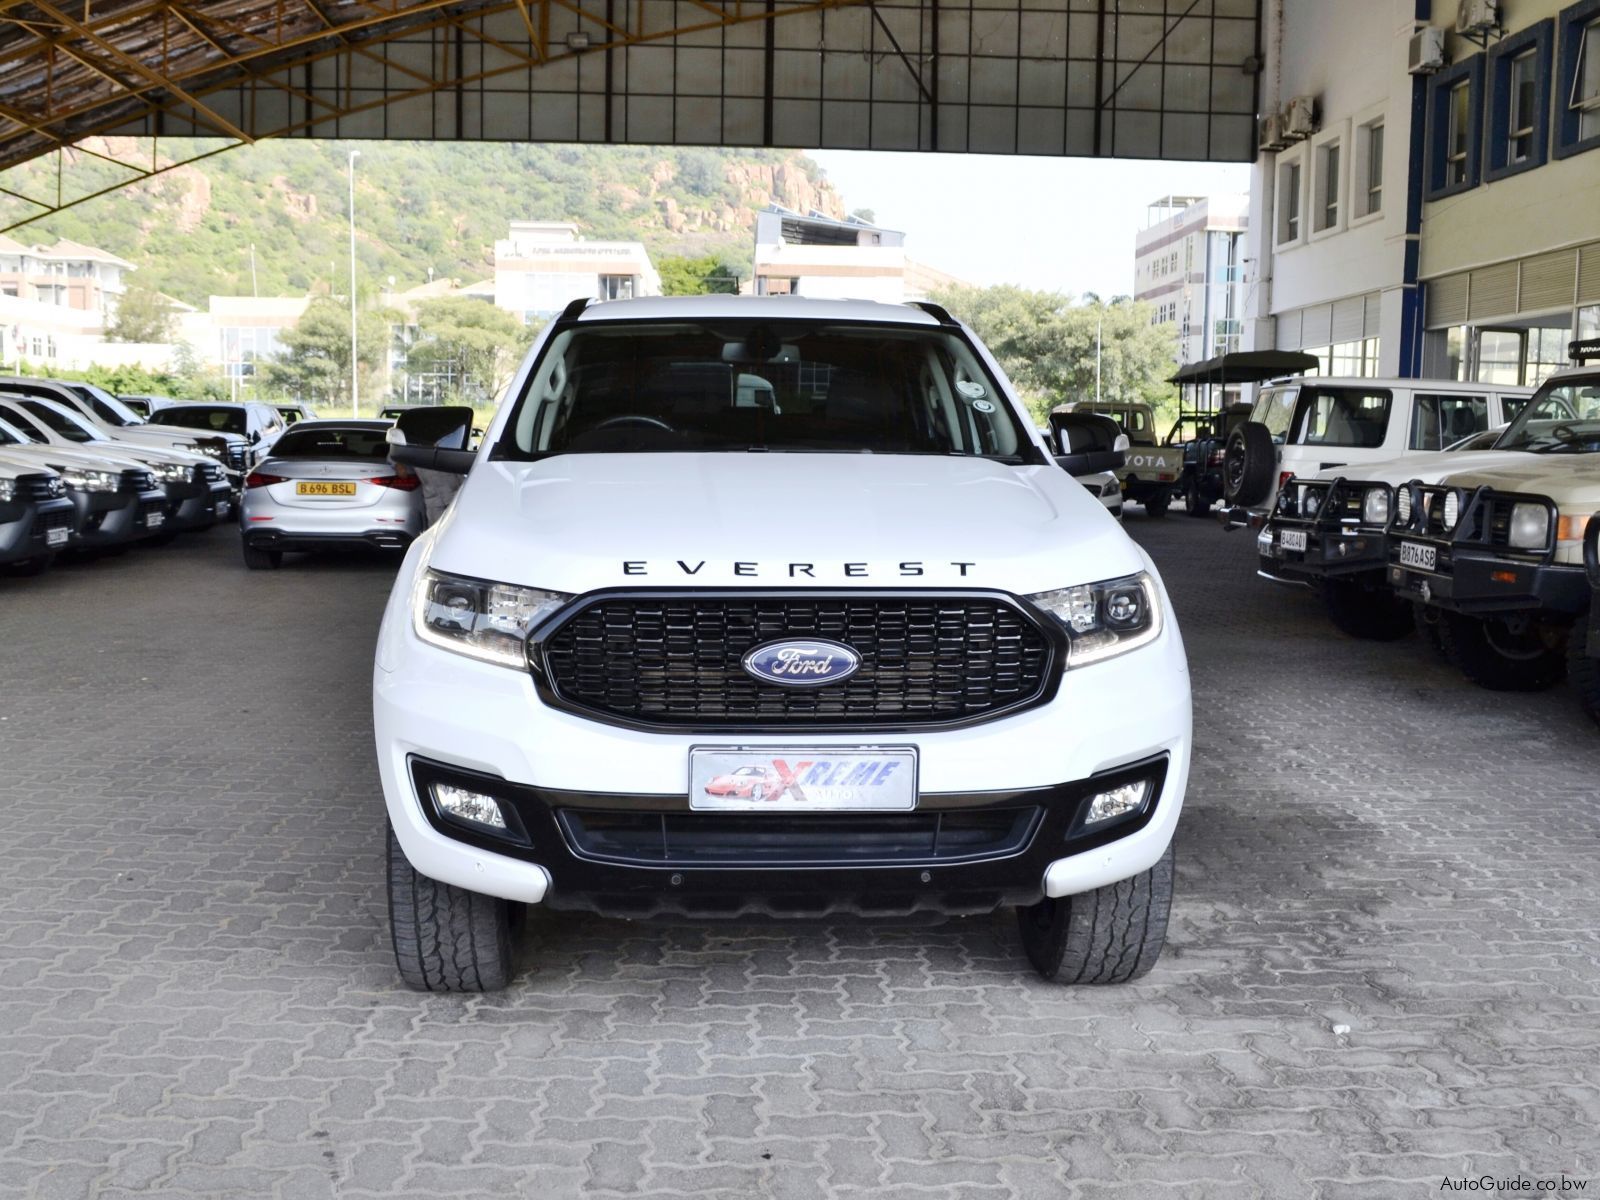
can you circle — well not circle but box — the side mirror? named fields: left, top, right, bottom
left=1048, top=411, right=1126, bottom=475
left=250, top=429, right=261, bottom=444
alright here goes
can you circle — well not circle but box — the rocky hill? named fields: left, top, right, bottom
left=8, top=139, right=848, bottom=306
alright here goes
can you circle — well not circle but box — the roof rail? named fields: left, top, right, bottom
left=907, top=300, right=958, bottom=325
left=556, top=296, right=592, bottom=325
left=1569, top=338, right=1600, bottom=366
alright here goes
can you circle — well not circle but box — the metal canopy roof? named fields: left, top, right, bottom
left=0, top=0, right=1261, bottom=232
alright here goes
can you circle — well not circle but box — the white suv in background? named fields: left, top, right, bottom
left=373, top=296, right=1192, bottom=993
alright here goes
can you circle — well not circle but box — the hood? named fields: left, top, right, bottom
left=1428, top=455, right=1600, bottom=503
left=428, top=452, right=1143, bottom=595
left=89, top=426, right=212, bottom=462
left=1313, top=449, right=1542, bottom=487
left=0, top=449, right=59, bottom=481
left=6, top=442, right=159, bottom=474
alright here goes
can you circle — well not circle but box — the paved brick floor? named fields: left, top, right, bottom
left=1, top=518, right=1597, bottom=1199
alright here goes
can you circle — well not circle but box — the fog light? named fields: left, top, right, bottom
left=433, top=782, right=507, bottom=830
left=1084, top=780, right=1150, bottom=826
left=1257, top=528, right=1274, bottom=555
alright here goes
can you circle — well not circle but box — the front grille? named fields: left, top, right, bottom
left=195, top=462, right=224, bottom=484
left=16, top=473, right=64, bottom=502
left=536, top=592, right=1058, bottom=729
left=226, top=443, right=247, bottom=471
left=120, top=468, right=155, bottom=493
left=558, top=807, right=1040, bottom=867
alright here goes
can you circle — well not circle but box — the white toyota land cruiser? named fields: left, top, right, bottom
left=374, top=297, right=1192, bottom=992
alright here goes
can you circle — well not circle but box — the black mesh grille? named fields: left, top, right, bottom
left=195, top=462, right=225, bottom=484
left=120, top=468, right=155, bottom=493
left=538, top=593, right=1057, bottom=729
left=559, top=807, right=1040, bottom=866
left=227, top=444, right=247, bottom=471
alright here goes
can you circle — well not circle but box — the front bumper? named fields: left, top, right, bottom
left=162, top=478, right=232, bottom=531
left=0, top=495, right=75, bottom=563
left=1257, top=524, right=1388, bottom=584
left=1388, top=551, right=1588, bottom=616
left=67, top=486, right=165, bottom=548
left=374, top=552, right=1192, bottom=912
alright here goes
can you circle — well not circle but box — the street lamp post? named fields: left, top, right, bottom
left=347, top=149, right=361, bottom=418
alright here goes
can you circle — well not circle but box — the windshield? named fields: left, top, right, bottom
left=68, top=382, right=143, bottom=427
left=498, top=320, right=1039, bottom=463
left=150, top=407, right=247, bottom=435
left=1491, top=374, right=1600, bottom=453
left=271, top=426, right=391, bottom=459
left=5, top=399, right=98, bottom=444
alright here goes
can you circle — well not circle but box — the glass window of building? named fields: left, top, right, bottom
left=1277, top=159, right=1302, bottom=243
left=1447, top=80, right=1472, bottom=185
left=1316, top=140, right=1341, bottom=231
left=1358, top=120, right=1383, bottom=216
left=1508, top=50, right=1539, bottom=162
left=1579, top=17, right=1600, bottom=138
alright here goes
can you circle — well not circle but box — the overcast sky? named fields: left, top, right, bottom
left=808, top=150, right=1250, bottom=300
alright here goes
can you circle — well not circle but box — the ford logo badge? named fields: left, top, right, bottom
left=742, top=639, right=862, bottom=688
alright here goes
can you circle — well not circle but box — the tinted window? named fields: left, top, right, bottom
left=502, top=321, right=1036, bottom=462
left=1410, top=394, right=1488, bottom=451
left=151, top=408, right=247, bottom=435
left=271, top=427, right=391, bottom=459
left=16, top=400, right=95, bottom=443
left=1291, top=387, right=1392, bottom=449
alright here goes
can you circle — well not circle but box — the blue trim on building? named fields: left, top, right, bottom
left=1398, top=0, right=1431, bottom=379
left=1484, top=20, right=1555, bottom=181
left=1555, top=0, right=1600, bottom=159
left=1424, top=54, right=1486, bottom=201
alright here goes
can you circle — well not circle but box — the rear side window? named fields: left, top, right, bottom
left=152, top=408, right=247, bottom=435
left=1410, top=394, right=1489, bottom=450
left=1254, top=389, right=1299, bottom=441
left=271, top=427, right=390, bottom=459
left=1291, top=387, right=1393, bottom=448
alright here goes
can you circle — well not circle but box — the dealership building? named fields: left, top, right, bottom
left=492, top=220, right=662, bottom=322
left=1245, top=0, right=1600, bottom=384
left=1133, top=193, right=1249, bottom=367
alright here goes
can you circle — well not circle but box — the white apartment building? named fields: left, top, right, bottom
left=492, top=221, right=661, bottom=322
left=1134, top=194, right=1249, bottom=366
left=0, top=234, right=133, bottom=366
left=1247, top=0, right=1600, bottom=385
left=752, top=208, right=912, bottom=303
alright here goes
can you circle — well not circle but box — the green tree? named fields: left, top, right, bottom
left=406, top=296, right=535, bottom=402
left=657, top=254, right=740, bottom=296
left=930, top=285, right=1178, bottom=425
left=265, top=297, right=392, bottom=410
left=106, top=281, right=176, bottom=343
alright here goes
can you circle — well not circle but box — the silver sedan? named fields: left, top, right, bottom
left=239, top=420, right=425, bottom=569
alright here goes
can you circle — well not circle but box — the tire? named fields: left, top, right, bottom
left=1184, top=478, right=1211, bottom=517
left=1143, top=492, right=1171, bottom=518
left=1438, top=611, right=1567, bottom=692
left=1568, top=615, right=1600, bottom=728
left=386, top=823, right=515, bottom=992
left=1016, top=840, right=1174, bottom=985
left=1223, top=422, right=1275, bottom=506
left=1319, top=578, right=1415, bottom=641
left=241, top=543, right=282, bottom=570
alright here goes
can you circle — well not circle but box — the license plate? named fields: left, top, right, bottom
left=1280, top=529, right=1308, bottom=553
left=145, top=511, right=164, bottom=529
left=690, top=746, right=918, bottom=812
left=1399, top=541, right=1436, bottom=571
left=296, top=481, right=357, bottom=496
left=46, top=526, right=69, bottom=547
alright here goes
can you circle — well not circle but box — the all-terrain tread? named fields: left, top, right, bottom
left=386, top=824, right=513, bottom=992
left=1020, top=842, right=1174, bottom=985
left=1568, top=615, right=1600, bottom=727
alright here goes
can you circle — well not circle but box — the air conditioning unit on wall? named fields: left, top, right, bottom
left=1283, top=96, right=1318, bottom=141
left=1456, top=0, right=1500, bottom=38
left=1408, top=26, right=1446, bottom=74
left=1258, top=113, right=1288, bottom=152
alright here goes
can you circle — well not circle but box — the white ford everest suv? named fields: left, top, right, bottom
left=374, top=297, right=1192, bottom=992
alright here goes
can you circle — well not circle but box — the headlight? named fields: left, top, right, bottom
left=1027, top=571, right=1163, bottom=668
left=0, top=478, right=13, bottom=502
left=1302, top=487, right=1321, bottom=518
left=59, top=466, right=120, bottom=493
left=199, top=443, right=225, bottom=460
left=1395, top=486, right=1412, bottom=526
left=412, top=569, right=572, bottom=669
left=1508, top=502, right=1550, bottom=550
left=155, top=463, right=189, bottom=483
left=1361, top=487, right=1390, bottom=527
left=1442, top=489, right=1461, bottom=531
